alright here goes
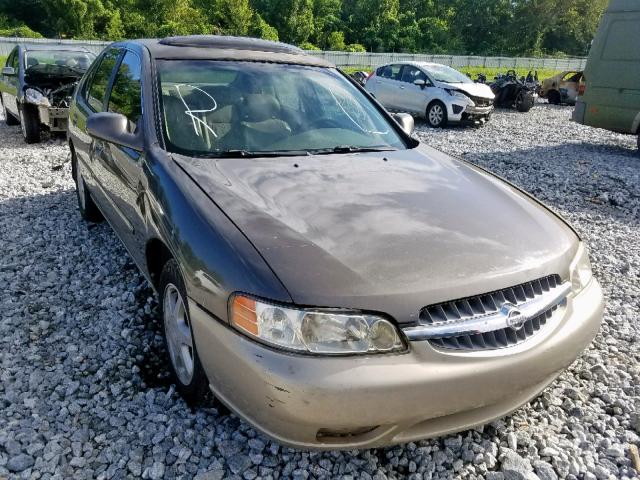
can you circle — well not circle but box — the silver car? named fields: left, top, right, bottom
left=365, top=61, right=495, bottom=127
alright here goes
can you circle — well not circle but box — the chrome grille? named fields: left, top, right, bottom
left=403, top=275, right=570, bottom=351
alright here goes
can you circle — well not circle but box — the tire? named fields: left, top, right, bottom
left=71, top=146, right=103, bottom=223
left=426, top=101, right=447, bottom=128
left=19, top=105, right=41, bottom=143
left=516, top=91, right=534, bottom=112
left=548, top=90, right=561, bottom=105
left=3, top=102, right=19, bottom=126
left=159, top=259, right=210, bottom=405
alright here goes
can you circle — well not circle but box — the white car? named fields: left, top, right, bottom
left=365, top=61, right=495, bottom=127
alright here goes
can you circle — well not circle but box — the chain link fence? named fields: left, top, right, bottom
left=0, top=37, right=587, bottom=71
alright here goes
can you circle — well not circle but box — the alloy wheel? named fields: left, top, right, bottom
left=163, top=283, right=195, bottom=385
left=429, top=104, right=444, bottom=126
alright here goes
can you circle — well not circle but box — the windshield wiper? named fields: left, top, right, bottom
left=312, top=145, right=397, bottom=155
left=196, top=149, right=310, bottom=158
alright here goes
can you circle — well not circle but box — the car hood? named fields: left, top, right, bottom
left=438, top=81, right=495, bottom=99
left=174, top=145, right=577, bottom=324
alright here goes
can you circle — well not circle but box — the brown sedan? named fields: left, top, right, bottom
left=67, top=35, right=604, bottom=449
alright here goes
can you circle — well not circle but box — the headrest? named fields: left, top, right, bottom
left=240, top=94, right=280, bottom=123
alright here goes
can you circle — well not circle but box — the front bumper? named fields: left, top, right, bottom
left=448, top=102, right=493, bottom=124
left=36, top=105, right=68, bottom=132
left=190, top=279, right=603, bottom=449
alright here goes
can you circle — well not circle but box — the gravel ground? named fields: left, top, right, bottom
left=0, top=104, right=639, bottom=480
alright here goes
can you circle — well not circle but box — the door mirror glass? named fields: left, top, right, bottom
left=2, top=66, right=15, bottom=76
left=392, top=112, right=414, bottom=135
left=87, top=112, right=144, bottom=151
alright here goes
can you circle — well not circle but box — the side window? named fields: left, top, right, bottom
left=87, top=48, right=121, bottom=112
left=8, top=49, right=18, bottom=69
left=108, top=50, right=142, bottom=126
left=379, top=64, right=402, bottom=81
left=400, top=66, right=427, bottom=84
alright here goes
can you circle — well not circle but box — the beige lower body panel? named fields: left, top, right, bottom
left=37, top=105, right=68, bottom=132
left=189, top=279, right=604, bottom=449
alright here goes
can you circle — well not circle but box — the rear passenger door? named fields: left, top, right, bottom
left=370, top=64, right=403, bottom=110
left=101, top=49, right=147, bottom=266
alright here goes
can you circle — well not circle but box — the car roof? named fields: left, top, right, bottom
left=378, top=61, right=452, bottom=69
left=117, top=36, right=333, bottom=68
left=22, top=44, right=94, bottom=54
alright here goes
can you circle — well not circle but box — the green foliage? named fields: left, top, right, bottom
left=327, top=31, right=345, bottom=50
left=0, top=25, right=43, bottom=38
left=299, top=41, right=320, bottom=50
left=345, top=43, right=365, bottom=52
left=0, top=0, right=607, bottom=56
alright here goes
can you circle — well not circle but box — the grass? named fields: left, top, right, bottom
left=342, top=65, right=562, bottom=80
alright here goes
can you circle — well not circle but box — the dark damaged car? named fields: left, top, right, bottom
left=67, top=36, right=604, bottom=449
left=0, top=44, right=95, bottom=143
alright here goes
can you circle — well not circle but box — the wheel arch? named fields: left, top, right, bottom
left=145, top=237, right=174, bottom=291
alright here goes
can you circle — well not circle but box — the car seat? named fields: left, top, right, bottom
left=233, top=94, right=292, bottom=151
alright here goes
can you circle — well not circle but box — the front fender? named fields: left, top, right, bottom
left=143, top=147, right=292, bottom=322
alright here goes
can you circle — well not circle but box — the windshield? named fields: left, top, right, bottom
left=24, top=50, right=95, bottom=73
left=423, top=65, right=470, bottom=84
left=157, top=60, right=407, bottom=156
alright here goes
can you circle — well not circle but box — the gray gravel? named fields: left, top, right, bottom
left=0, top=104, right=639, bottom=480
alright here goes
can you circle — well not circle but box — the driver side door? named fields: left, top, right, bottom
left=395, top=66, right=434, bottom=114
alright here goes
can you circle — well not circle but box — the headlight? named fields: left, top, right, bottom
left=569, top=243, right=593, bottom=293
left=446, top=89, right=468, bottom=100
left=230, top=295, right=406, bottom=355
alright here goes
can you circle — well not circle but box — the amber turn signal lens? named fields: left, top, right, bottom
left=231, top=295, right=258, bottom=335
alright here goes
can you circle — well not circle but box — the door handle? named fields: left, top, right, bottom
left=399, top=86, right=405, bottom=89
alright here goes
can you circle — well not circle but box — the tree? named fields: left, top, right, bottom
left=327, top=31, right=345, bottom=50
left=249, top=13, right=279, bottom=41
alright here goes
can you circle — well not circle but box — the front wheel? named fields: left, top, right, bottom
left=160, top=259, right=210, bottom=405
left=515, top=91, right=534, bottom=112
left=19, top=105, right=41, bottom=143
left=426, top=101, right=447, bottom=128
left=547, top=90, right=561, bottom=105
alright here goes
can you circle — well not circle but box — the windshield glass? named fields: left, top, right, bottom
left=157, top=60, right=407, bottom=156
left=423, top=65, right=470, bottom=84
left=25, top=50, right=95, bottom=73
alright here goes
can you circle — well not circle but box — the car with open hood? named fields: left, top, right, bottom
left=67, top=35, right=603, bottom=449
left=0, top=44, right=95, bottom=143
left=365, top=61, right=495, bottom=127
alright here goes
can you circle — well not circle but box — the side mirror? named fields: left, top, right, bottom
left=87, top=112, right=143, bottom=151
left=2, top=66, right=15, bottom=76
left=392, top=112, right=414, bottom=136
left=413, top=79, right=426, bottom=89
